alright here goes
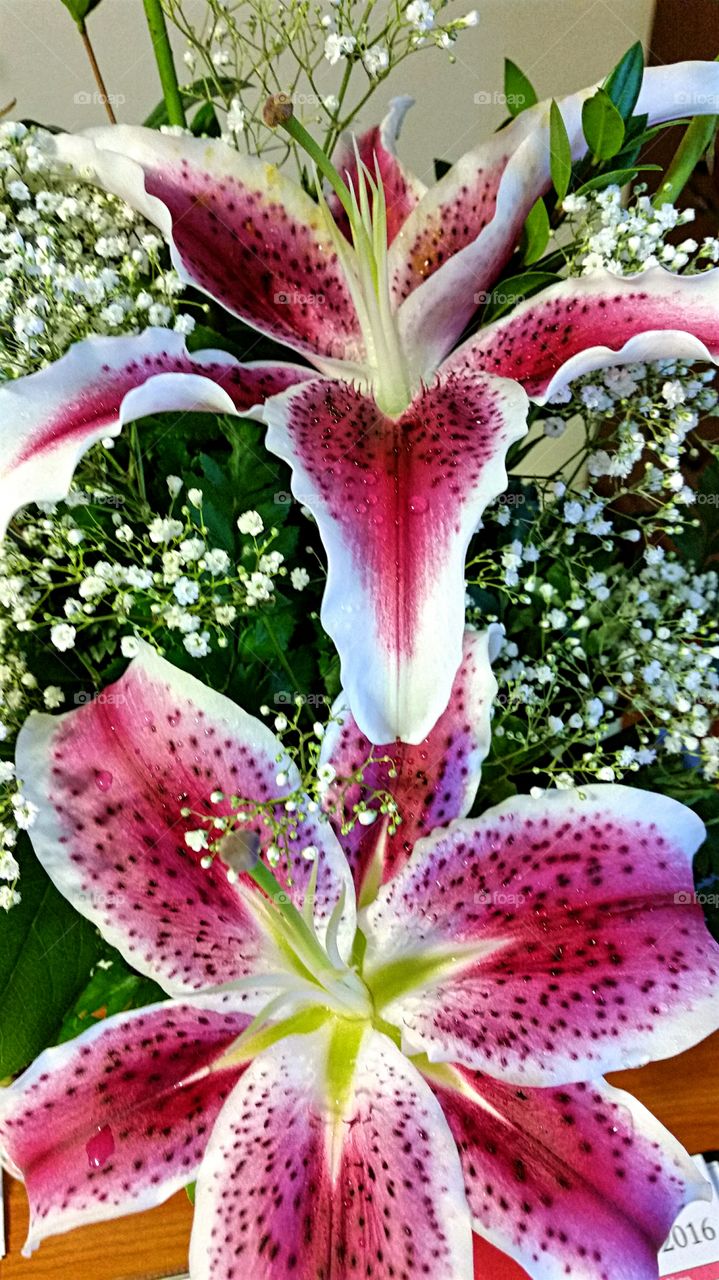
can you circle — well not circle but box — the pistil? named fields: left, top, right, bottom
left=263, top=94, right=413, bottom=417
left=233, top=835, right=373, bottom=1021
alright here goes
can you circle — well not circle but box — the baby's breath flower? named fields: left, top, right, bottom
left=237, top=510, right=264, bottom=536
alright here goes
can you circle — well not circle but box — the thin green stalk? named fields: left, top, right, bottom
left=654, top=111, right=718, bottom=208
left=263, top=614, right=302, bottom=692
left=142, top=0, right=186, bottom=128
left=128, top=424, right=147, bottom=505
left=79, top=23, right=116, bottom=123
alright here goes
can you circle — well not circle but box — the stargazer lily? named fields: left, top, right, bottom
left=3, top=62, right=719, bottom=746
left=2, top=638, right=719, bottom=1280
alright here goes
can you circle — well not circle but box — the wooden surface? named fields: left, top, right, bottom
left=2, top=1031, right=717, bottom=1280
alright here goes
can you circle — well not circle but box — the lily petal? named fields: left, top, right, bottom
left=189, top=1022, right=474, bottom=1279
left=263, top=371, right=528, bottom=745
left=0, top=327, right=315, bottom=536
left=16, top=641, right=356, bottom=997
left=320, top=627, right=501, bottom=903
left=450, top=266, right=719, bottom=402
left=329, top=96, right=426, bottom=245
left=392, top=62, right=719, bottom=381
left=0, top=995, right=253, bottom=1255
left=362, top=784, right=719, bottom=1082
left=427, top=1064, right=709, bottom=1280
left=52, top=128, right=365, bottom=374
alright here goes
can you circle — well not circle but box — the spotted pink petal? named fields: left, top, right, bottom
left=189, top=1023, right=473, bottom=1280
left=51, top=128, right=366, bottom=376
left=329, top=96, right=426, bottom=245
left=427, top=1065, right=709, bottom=1280
left=263, top=372, right=527, bottom=745
left=0, top=995, right=253, bottom=1254
left=320, top=627, right=501, bottom=903
left=363, top=784, right=719, bottom=1082
left=0, top=327, right=315, bottom=536
left=392, top=61, right=719, bottom=382
left=15, top=642, right=356, bottom=997
left=449, top=267, right=719, bottom=403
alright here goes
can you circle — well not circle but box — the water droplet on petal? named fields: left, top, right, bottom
left=354, top=502, right=368, bottom=515
left=409, top=495, right=428, bottom=514
left=95, top=771, right=113, bottom=792
left=86, top=1125, right=115, bottom=1168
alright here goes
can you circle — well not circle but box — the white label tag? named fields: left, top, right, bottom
left=659, top=1157, right=719, bottom=1277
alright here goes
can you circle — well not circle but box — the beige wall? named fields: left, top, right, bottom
left=0, top=0, right=655, bottom=181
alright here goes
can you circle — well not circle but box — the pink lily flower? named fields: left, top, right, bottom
left=2, top=638, right=719, bottom=1280
left=3, top=63, right=719, bottom=745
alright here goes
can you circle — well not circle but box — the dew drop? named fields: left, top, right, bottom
left=95, top=771, right=113, bottom=792
left=408, top=495, right=428, bottom=514
left=86, top=1125, right=115, bottom=1169
left=354, top=502, right=368, bottom=515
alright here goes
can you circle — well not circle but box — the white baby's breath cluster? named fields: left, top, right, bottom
left=471, top=334, right=719, bottom=789
left=0, top=480, right=312, bottom=906
left=543, top=358, right=719, bottom=524
left=181, top=697, right=399, bottom=879
left=0, top=485, right=312, bottom=664
left=163, top=0, right=478, bottom=161
left=563, top=184, right=719, bottom=276
left=0, top=121, right=195, bottom=378
left=471, top=497, right=719, bottom=787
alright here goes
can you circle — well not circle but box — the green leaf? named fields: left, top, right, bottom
left=59, top=0, right=102, bottom=26
left=549, top=100, right=572, bottom=202
left=582, top=88, right=626, bottom=161
left=520, top=198, right=551, bottom=265
left=574, top=164, right=661, bottom=196
left=0, top=838, right=104, bottom=1078
left=55, top=954, right=164, bottom=1045
left=504, top=59, right=538, bottom=117
left=197, top=451, right=238, bottom=553
left=482, top=271, right=561, bottom=322
left=143, top=76, right=249, bottom=130
left=603, top=42, right=644, bottom=120
left=191, top=102, right=221, bottom=138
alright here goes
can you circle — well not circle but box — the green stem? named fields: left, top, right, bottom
left=263, top=613, right=302, bottom=692
left=654, top=106, right=718, bottom=207
left=142, top=0, right=186, bottom=128
left=322, top=58, right=353, bottom=156
left=128, top=424, right=147, bottom=505
left=78, top=22, right=116, bottom=124
left=278, top=111, right=354, bottom=220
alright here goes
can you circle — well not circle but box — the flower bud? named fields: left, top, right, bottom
left=263, top=94, right=294, bottom=128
